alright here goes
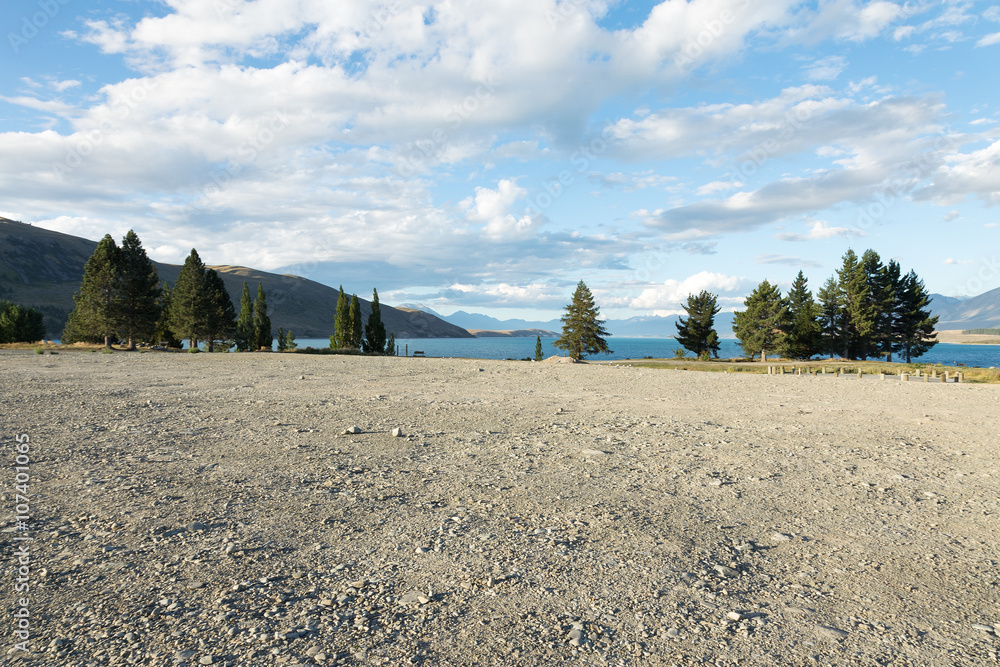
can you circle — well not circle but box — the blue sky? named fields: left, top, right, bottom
left=1, top=0, right=998, bottom=320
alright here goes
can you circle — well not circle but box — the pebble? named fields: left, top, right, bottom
left=713, top=564, right=739, bottom=578
left=816, top=624, right=849, bottom=640
left=391, top=427, right=404, bottom=437
left=772, top=532, right=792, bottom=542
left=343, top=426, right=362, bottom=434
left=972, top=623, right=996, bottom=634
left=199, top=656, right=215, bottom=665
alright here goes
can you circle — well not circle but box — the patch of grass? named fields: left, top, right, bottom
left=101, top=347, right=114, bottom=354
left=34, top=347, right=44, bottom=354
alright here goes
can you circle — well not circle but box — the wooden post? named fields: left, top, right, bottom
left=879, top=373, right=886, bottom=381
left=957, top=372, right=964, bottom=383
left=901, top=373, right=908, bottom=382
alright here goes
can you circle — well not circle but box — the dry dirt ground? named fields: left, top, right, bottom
left=1, top=351, right=998, bottom=667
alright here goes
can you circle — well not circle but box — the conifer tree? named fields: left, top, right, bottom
left=836, top=249, right=875, bottom=360
left=554, top=281, right=612, bottom=360
left=0, top=301, right=46, bottom=343
left=154, top=283, right=182, bottom=348
left=893, top=270, right=939, bottom=362
left=732, top=280, right=788, bottom=362
left=363, top=288, right=387, bottom=354
left=117, top=230, right=161, bottom=350
left=349, top=294, right=363, bottom=348
left=333, top=286, right=349, bottom=349
left=203, top=269, right=236, bottom=352
left=784, top=271, right=821, bottom=360
left=169, top=249, right=211, bottom=349
left=674, top=290, right=720, bottom=359
left=534, top=335, right=544, bottom=361
left=860, top=249, right=894, bottom=360
left=283, top=329, right=297, bottom=351
left=64, top=234, right=122, bottom=348
left=253, top=282, right=272, bottom=351
left=385, top=332, right=395, bottom=356
left=816, top=277, right=843, bottom=359
left=277, top=327, right=287, bottom=352
left=235, top=282, right=254, bottom=351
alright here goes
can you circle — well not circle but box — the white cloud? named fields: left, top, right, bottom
left=976, top=32, right=1000, bottom=47
left=943, top=257, right=973, bottom=265
left=755, top=254, right=823, bottom=268
left=917, top=140, right=1000, bottom=206
left=775, top=219, right=865, bottom=241
left=630, top=271, right=742, bottom=310
left=804, top=55, right=847, bottom=80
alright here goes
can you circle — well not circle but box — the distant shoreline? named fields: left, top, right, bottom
left=935, top=329, right=1000, bottom=345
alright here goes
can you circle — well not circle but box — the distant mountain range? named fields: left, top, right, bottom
left=0, top=219, right=471, bottom=339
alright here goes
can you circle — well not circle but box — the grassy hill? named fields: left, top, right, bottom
left=0, top=218, right=472, bottom=340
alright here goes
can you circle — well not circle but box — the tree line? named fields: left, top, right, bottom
left=62, top=230, right=394, bottom=354
left=0, top=300, right=46, bottom=343
left=675, top=249, right=938, bottom=363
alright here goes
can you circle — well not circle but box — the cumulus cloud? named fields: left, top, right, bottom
left=630, top=271, right=743, bottom=310
left=775, top=220, right=865, bottom=241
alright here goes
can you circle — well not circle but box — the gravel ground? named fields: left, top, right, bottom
left=1, top=351, right=998, bottom=666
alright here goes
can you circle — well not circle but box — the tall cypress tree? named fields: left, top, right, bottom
left=732, top=280, right=788, bottom=362
left=332, top=286, right=349, bottom=349
left=675, top=290, right=721, bottom=359
left=784, top=271, right=820, bottom=360
left=349, top=294, right=363, bottom=348
left=534, top=335, right=544, bottom=362
left=117, top=230, right=161, bottom=350
left=860, top=249, right=894, bottom=360
left=154, top=282, right=182, bottom=348
left=169, top=249, right=211, bottom=349
left=554, top=281, right=611, bottom=360
left=235, top=281, right=254, bottom=351
left=64, top=234, right=122, bottom=348
left=363, top=288, right=388, bottom=354
left=253, top=282, right=272, bottom=351
left=203, top=269, right=236, bottom=352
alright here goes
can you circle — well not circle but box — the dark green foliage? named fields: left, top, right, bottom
left=893, top=270, right=939, bottom=363
left=363, top=288, right=387, bottom=354
left=253, top=282, right=272, bottom=350
left=784, top=271, right=821, bottom=360
left=283, top=329, right=296, bottom=351
left=349, top=294, right=363, bottom=349
left=732, top=280, right=788, bottom=362
left=385, top=332, right=395, bottom=356
left=333, top=286, right=350, bottom=349
left=554, top=281, right=612, bottom=360
left=836, top=249, right=876, bottom=360
left=235, top=282, right=254, bottom=351
left=816, top=276, right=842, bottom=359
left=203, top=269, right=236, bottom=352
left=64, top=234, right=122, bottom=348
left=534, top=335, right=543, bottom=362
left=169, top=249, right=211, bottom=349
left=675, top=290, right=720, bottom=359
left=0, top=301, right=46, bottom=343
left=154, top=283, right=182, bottom=348
left=117, top=230, right=161, bottom=350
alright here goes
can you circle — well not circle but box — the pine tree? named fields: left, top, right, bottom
left=880, top=260, right=903, bottom=361
left=203, top=269, right=236, bottom=352
left=154, top=283, right=182, bottom=348
left=277, top=327, right=287, bottom=352
left=117, top=230, right=161, bottom=350
left=350, top=294, right=363, bottom=348
left=732, top=280, right=788, bottom=362
left=64, top=234, right=122, bottom=348
left=0, top=301, right=46, bottom=343
left=674, top=290, right=721, bottom=359
left=332, top=286, right=349, bottom=349
left=363, top=288, right=387, bottom=354
left=534, top=335, right=544, bottom=361
left=283, top=329, right=297, bottom=351
left=169, top=249, right=211, bottom=349
left=385, top=332, right=395, bottom=356
left=893, top=270, right=939, bottom=363
left=816, top=277, right=843, bottom=359
left=235, top=282, right=253, bottom=351
left=784, top=271, right=821, bottom=360
left=554, top=281, right=612, bottom=360
left=253, top=282, right=272, bottom=351
left=859, top=250, right=894, bottom=360
left=836, top=249, right=875, bottom=360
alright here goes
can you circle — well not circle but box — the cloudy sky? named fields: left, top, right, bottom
left=2, top=0, right=998, bottom=319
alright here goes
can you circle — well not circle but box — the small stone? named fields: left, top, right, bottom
left=816, top=624, right=848, bottom=640
left=391, top=427, right=404, bottom=437
left=727, top=611, right=745, bottom=621
left=199, top=657, right=215, bottom=666
left=568, top=627, right=587, bottom=647
left=666, top=627, right=680, bottom=638
left=343, top=426, right=362, bottom=434
left=187, top=521, right=207, bottom=532
left=713, top=564, right=739, bottom=578
left=973, top=623, right=996, bottom=634
left=399, top=590, right=426, bottom=606
left=771, top=532, right=792, bottom=542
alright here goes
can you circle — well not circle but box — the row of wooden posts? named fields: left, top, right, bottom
left=767, top=366, right=965, bottom=383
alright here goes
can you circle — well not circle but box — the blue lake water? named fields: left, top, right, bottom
left=292, top=338, right=1000, bottom=368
